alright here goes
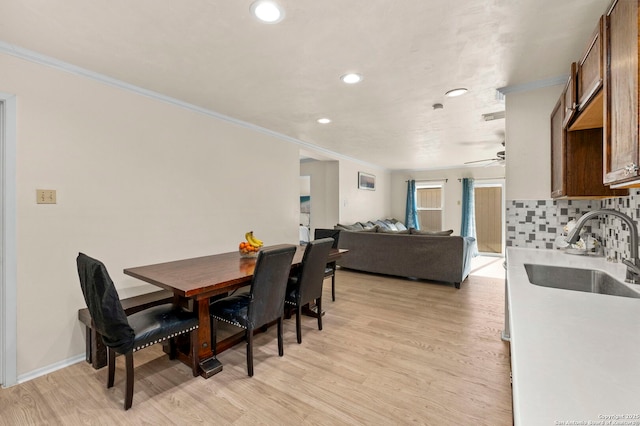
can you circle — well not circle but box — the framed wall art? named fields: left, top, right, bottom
left=358, top=172, right=375, bottom=190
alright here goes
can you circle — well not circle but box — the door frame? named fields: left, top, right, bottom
left=474, top=179, right=506, bottom=256
left=1, top=92, right=17, bottom=387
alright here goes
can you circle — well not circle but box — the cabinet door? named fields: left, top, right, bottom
left=578, top=16, right=604, bottom=110
left=551, top=98, right=566, bottom=197
left=551, top=90, right=628, bottom=198
left=562, top=63, right=577, bottom=128
left=604, top=0, right=639, bottom=185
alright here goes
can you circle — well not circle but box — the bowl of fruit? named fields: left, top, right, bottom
left=239, top=231, right=264, bottom=258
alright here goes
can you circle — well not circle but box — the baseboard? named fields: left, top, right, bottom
left=15, top=354, right=85, bottom=386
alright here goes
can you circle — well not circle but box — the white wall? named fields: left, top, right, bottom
left=338, top=160, right=390, bottom=224
left=505, top=84, right=563, bottom=200
left=391, top=166, right=505, bottom=233
left=2, top=52, right=302, bottom=377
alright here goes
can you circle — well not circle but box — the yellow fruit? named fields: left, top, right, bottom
left=245, top=231, right=262, bottom=248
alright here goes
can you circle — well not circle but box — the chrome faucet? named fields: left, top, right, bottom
left=565, top=209, right=640, bottom=283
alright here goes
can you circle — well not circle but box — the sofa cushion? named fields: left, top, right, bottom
left=410, top=228, right=454, bottom=236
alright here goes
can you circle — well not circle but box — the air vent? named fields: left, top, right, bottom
left=482, top=111, right=506, bottom=121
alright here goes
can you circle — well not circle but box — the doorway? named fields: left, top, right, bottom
left=1, top=93, right=18, bottom=387
left=474, top=183, right=504, bottom=255
left=0, top=99, right=3, bottom=387
left=299, top=175, right=311, bottom=244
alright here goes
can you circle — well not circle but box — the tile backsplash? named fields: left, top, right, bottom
left=506, top=189, right=640, bottom=261
left=506, top=199, right=599, bottom=250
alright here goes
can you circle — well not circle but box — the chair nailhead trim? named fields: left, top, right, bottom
left=133, top=325, right=199, bottom=352
left=212, top=315, right=246, bottom=330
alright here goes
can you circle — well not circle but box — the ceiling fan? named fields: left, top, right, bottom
left=464, top=141, right=506, bottom=167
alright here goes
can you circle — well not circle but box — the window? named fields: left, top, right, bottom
left=416, top=182, right=443, bottom=231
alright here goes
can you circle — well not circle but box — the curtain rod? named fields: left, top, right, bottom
left=457, top=177, right=504, bottom=182
left=406, top=178, right=448, bottom=182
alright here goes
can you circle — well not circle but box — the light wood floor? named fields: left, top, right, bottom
left=0, top=263, right=512, bottom=425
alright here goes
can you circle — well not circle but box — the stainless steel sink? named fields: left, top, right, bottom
left=524, top=264, right=640, bottom=298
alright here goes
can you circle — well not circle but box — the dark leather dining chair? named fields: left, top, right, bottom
left=285, top=238, right=334, bottom=344
left=209, top=245, right=297, bottom=377
left=313, top=228, right=341, bottom=301
left=76, top=253, right=199, bottom=410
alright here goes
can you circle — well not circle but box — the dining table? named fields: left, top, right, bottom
left=123, top=244, right=346, bottom=378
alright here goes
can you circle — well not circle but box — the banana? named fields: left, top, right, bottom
left=245, top=231, right=263, bottom=248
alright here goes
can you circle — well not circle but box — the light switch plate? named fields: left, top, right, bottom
left=36, top=189, right=56, bottom=204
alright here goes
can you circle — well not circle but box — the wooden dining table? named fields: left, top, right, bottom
left=123, top=244, right=346, bottom=378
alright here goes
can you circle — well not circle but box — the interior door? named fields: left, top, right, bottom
left=474, top=185, right=503, bottom=254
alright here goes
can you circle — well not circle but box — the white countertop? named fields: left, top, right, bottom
left=507, top=247, right=640, bottom=425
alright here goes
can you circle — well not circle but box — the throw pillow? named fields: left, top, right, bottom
left=374, top=220, right=391, bottom=230
left=394, top=221, right=408, bottom=231
left=383, top=220, right=398, bottom=231
left=344, top=226, right=377, bottom=233
left=358, top=221, right=377, bottom=231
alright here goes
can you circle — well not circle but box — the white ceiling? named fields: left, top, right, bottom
left=0, top=0, right=612, bottom=170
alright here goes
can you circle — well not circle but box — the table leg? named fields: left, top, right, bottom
left=196, top=298, right=223, bottom=378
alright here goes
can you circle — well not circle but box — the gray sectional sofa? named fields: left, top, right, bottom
left=333, top=220, right=475, bottom=288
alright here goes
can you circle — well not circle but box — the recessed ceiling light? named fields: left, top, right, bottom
left=445, top=88, right=468, bottom=97
left=251, top=1, right=284, bottom=23
left=317, top=118, right=331, bottom=124
left=340, top=73, right=362, bottom=84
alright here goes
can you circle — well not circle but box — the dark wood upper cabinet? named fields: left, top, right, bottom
left=578, top=16, right=604, bottom=111
left=569, top=16, right=605, bottom=131
left=550, top=0, right=630, bottom=198
left=603, top=0, right=640, bottom=187
left=551, top=90, right=627, bottom=198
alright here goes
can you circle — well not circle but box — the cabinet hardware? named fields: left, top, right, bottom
left=624, top=163, right=639, bottom=176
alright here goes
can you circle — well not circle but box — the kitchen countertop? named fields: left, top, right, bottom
left=507, top=247, right=640, bottom=425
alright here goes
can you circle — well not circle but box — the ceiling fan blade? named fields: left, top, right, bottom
left=457, top=140, right=499, bottom=146
left=464, top=158, right=498, bottom=165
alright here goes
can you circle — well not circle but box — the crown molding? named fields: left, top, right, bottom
left=0, top=41, right=386, bottom=171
